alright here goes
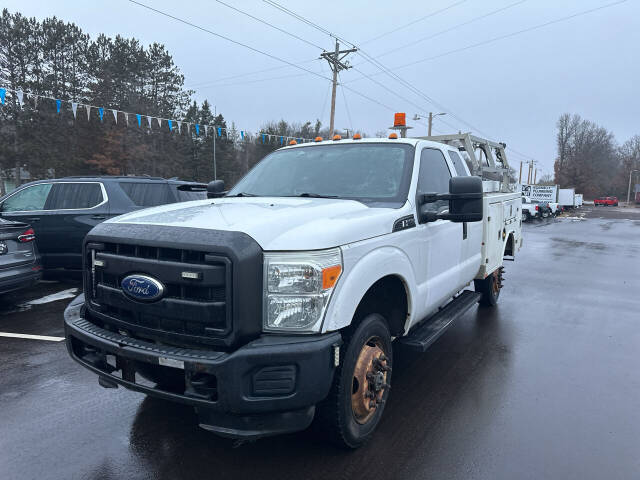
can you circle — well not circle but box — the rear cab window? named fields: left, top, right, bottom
left=447, top=150, right=469, bottom=176
left=119, top=182, right=175, bottom=207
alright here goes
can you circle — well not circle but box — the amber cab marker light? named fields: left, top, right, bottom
left=353, top=133, right=362, bottom=140
left=388, top=133, right=398, bottom=139
left=332, top=134, right=342, bottom=141
left=322, top=265, right=342, bottom=290
left=289, top=139, right=297, bottom=145
left=315, top=136, right=323, bottom=142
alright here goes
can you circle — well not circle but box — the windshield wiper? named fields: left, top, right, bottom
left=228, top=192, right=258, bottom=197
left=296, top=192, right=339, bottom=199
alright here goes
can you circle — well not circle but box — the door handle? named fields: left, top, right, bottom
left=27, top=217, right=40, bottom=222
left=91, top=215, right=107, bottom=220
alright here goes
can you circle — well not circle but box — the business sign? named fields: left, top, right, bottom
left=520, top=184, right=558, bottom=202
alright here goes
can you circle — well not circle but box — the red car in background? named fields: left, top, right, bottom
left=594, top=196, right=619, bottom=206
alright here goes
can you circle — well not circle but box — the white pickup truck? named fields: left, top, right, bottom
left=64, top=132, right=522, bottom=448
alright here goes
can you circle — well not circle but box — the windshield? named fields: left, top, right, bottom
left=228, top=143, right=414, bottom=205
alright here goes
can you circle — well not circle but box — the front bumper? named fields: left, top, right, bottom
left=64, top=295, right=341, bottom=439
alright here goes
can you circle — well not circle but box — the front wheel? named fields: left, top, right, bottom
left=315, top=314, right=392, bottom=449
left=474, top=267, right=503, bottom=306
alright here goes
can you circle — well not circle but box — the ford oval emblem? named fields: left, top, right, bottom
left=121, top=274, right=165, bottom=302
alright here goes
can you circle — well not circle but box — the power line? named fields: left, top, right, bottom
left=127, top=0, right=332, bottom=83
left=360, top=0, right=468, bottom=45
left=213, top=0, right=324, bottom=50
left=365, top=0, right=528, bottom=62
left=338, top=73, right=353, bottom=132
left=186, top=60, right=316, bottom=89
left=128, top=0, right=398, bottom=118
left=262, top=0, right=494, bottom=137
left=263, top=0, right=335, bottom=38
left=372, top=0, right=629, bottom=73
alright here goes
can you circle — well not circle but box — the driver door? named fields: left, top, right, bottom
left=415, top=148, right=464, bottom=314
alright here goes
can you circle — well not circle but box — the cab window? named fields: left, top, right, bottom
left=447, top=150, right=469, bottom=176
left=1, top=183, right=53, bottom=212
left=417, top=148, right=452, bottom=213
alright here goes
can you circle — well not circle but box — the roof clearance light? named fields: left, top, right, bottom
left=353, top=133, right=362, bottom=140
left=393, top=112, right=406, bottom=127
left=332, top=134, right=342, bottom=141
left=289, top=139, right=297, bottom=145
left=315, top=136, right=323, bottom=142
left=388, top=133, right=398, bottom=139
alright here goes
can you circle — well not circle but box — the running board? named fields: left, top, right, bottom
left=399, top=290, right=481, bottom=352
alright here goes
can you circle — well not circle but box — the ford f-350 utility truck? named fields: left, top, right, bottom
left=64, top=131, right=522, bottom=448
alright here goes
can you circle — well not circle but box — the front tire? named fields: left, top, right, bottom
left=316, top=314, right=392, bottom=449
left=474, top=267, right=503, bottom=306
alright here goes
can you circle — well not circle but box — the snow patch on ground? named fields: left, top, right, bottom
left=20, top=288, right=79, bottom=306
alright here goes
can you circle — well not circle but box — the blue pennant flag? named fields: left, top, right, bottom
left=136, top=114, right=142, bottom=127
left=168, top=119, right=173, bottom=131
left=217, top=127, right=222, bottom=137
left=280, top=136, right=284, bottom=145
left=195, top=124, right=200, bottom=135
left=0, top=88, right=6, bottom=105
left=56, top=99, right=61, bottom=114
left=261, top=133, right=266, bottom=144
left=240, top=130, right=244, bottom=140
left=98, top=107, right=104, bottom=122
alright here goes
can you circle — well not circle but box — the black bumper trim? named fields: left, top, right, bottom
left=65, top=295, right=341, bottom=421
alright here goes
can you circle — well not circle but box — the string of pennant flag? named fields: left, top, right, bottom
left=0, top=86, right=314, bottom=145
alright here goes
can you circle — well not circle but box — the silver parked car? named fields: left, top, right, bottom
left=0, top=218, right=42, bottom=294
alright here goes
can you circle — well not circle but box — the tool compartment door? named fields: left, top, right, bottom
left=484, top=202, right=504, bottom=276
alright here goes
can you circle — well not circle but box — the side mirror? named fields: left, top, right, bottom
left=207, top=180, right=226, bottom=198
left=417, top=176, right=483, bottom=223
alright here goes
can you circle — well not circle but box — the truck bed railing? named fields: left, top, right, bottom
left=416, top=133, right=513, bottom=193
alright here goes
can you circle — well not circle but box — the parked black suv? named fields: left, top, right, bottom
left=0, top=177, right=206, bottom=270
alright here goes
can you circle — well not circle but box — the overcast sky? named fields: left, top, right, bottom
left=4, top=0, right=639, bottom=177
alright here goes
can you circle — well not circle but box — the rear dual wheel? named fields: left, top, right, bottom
left=474, top=267, right=503, bottom=306
left=316, top=314, right=392, bottom=449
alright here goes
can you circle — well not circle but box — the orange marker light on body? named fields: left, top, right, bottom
left=388, top=133, right=398, bottom=139
left=289, top=139, right=297, bottom=145
left=353, top=133, right=362, bottom=140
left=332, top=134, right=342, bottom=141
left=315, top=136, right=323, bottom=142
left=322, top=265, right=342, bottom=290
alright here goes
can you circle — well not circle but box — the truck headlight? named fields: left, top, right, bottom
left=264, top=248, right=342, bottom=332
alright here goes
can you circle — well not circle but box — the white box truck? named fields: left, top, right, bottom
left=558, top=188, right=576, bottom=208
left=574, top=193, right=583, bottom=207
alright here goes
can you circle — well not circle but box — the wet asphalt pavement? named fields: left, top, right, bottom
left=1, top=206, right=639, bottom=480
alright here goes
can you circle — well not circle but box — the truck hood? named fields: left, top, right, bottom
left=107, top=198, right=406, bottom=250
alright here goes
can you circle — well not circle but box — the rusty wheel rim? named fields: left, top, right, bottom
left=351, top=337, right=390, bottom=425
left=492, top=267, right=503, bottom=296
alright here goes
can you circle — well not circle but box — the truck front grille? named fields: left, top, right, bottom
left=86, top=241, right=232, bottom=345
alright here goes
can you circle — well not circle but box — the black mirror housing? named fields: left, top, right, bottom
left=207, top=180, right=226, bottom=198
left=445, top=176, right=483, bottom=222
left=417, top=176, right=483, bottom=223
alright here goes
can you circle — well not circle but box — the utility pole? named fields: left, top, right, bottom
left=534, top=168, right=538, bottom=184
left=413, top=112, right=446, bottom=136
left=519, top=161, right=523, bottom=184
left=627, top=169, right=639, bottom=205
left=321, top=39, right=357, bottom=137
